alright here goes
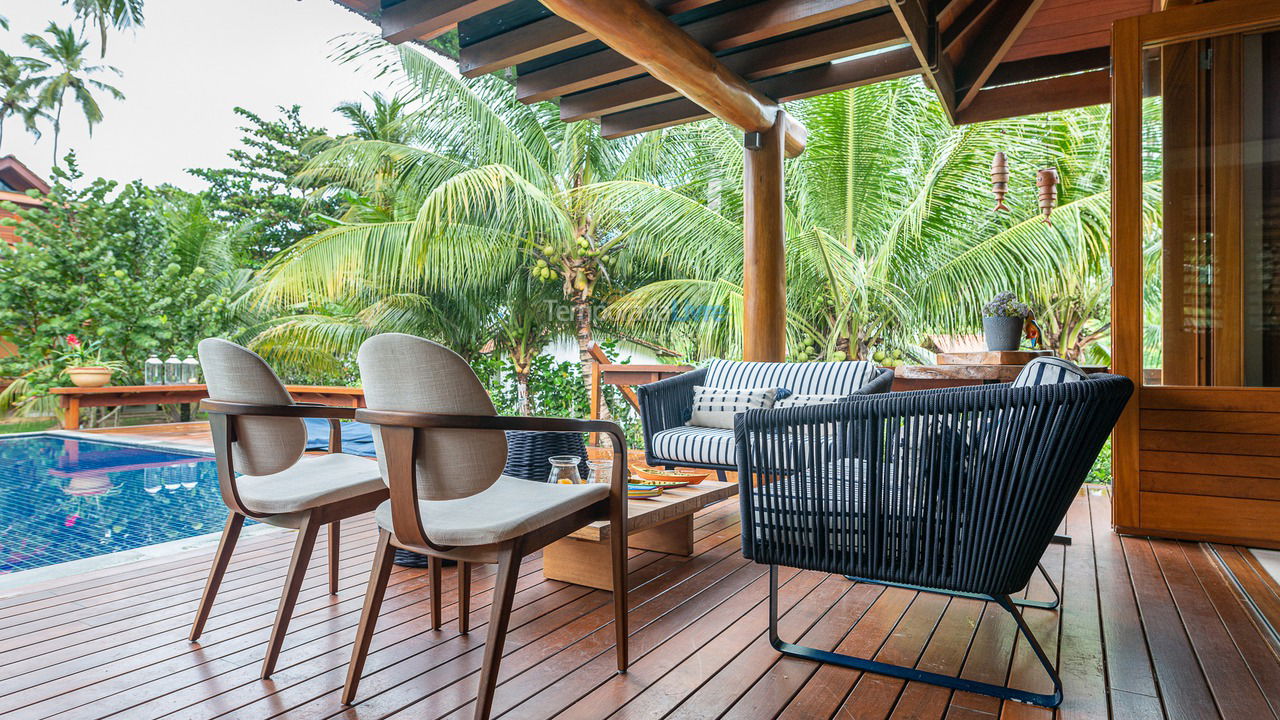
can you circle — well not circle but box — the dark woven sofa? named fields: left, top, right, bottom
left=733, top=373, right=1133, bottom=708
left=636, top=359, right=893, bottom=478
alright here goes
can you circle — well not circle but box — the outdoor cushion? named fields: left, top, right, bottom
left=689, top=386, right=779, bottom=429
left=651, top=425, right=736, bottom=466
left=372, top=475, right=609, bottom=546
left=774, top=393, right=848, bottom=409
left=235, top=452, right=385, bottom=515
left=704, top=359, right=878, bottom=395
left=199, top=338, right=307, bottom=477
left=1012, top=356, right=1088, bottom=387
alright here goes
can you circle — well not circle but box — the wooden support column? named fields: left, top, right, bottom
left=743, top=111, right=788, bottom=362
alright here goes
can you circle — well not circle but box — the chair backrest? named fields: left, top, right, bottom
left=357, top=333, right=507, bottom=501
left=735, top=374, right=1133, bottom=595
left=704, top=359, right=878, bottom=395
left=198, top=338, right=306, bottom=477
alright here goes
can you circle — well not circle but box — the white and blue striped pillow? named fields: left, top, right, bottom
left=688, top=386, right=778, bottom=429
left=1012, top=357, right=1088, bottom=387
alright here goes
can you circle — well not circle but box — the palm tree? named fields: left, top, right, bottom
left=258, top=39, right=738, bottom=388
left=68, top=0, right=145, bottom=57
left=606, top=79, right=1159, bottom=363
left=0, top=51, right=50, bottom=150
left=23, top=23, right=124, bottom=165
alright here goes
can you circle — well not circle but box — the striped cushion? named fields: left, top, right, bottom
left=1012, top=357, right=1088, bottom=387
left=704, top=359, right=877, bottom=396
left=774, top=393, right=847, bottom=409
left=650, top=426, right=736, bottom=466
left=689, top=386, right=778, bottom=429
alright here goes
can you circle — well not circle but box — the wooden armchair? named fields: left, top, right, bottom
left=190, top=339, right=388, bottom=679
left=343, top=333, right=630, bottom=720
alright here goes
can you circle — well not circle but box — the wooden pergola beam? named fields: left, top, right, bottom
left=888, top=0, right=957, bottom=121
left=537, top=0, right=807, bottom=156
left=519, top=0, right=884, bottom=104
left=600, top=45, right=919, bottom=138
left=381, top=0, right=507, bottom=43
left=953, top=0, right=1046, bottom=112
left=458, top=0, right=721, bottom=78
left=954, top=68, right=1110, bottom=125
left=559, top=13, right=904, bottom=122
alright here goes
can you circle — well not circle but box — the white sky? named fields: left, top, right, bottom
left=0, top=0, right=404, bottom=189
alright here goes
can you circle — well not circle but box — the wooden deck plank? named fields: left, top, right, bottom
left=0, top=481, right=1276, bottom=720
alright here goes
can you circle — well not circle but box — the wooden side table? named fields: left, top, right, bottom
left=50, top=384, right=366, bottom=430
left=542, top=480, right=738, bottom=590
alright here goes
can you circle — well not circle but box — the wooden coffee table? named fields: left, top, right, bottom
left=542, top=480, right=738, bottom=590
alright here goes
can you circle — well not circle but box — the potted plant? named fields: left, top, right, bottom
left=59, top=334, right=117, bottom=388
left=981, top=293, right=1031, bottom=351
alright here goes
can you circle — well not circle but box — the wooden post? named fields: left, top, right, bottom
left=743, top=110, right=788, bottom=362
left=62, top=395, right=80, bottom=430
left=588, top=359, right=602, bottom=446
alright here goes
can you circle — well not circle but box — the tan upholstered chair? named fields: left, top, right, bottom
left=191, top=339, right=388, bottom=678
left=344, top=334, right=629, bottom=719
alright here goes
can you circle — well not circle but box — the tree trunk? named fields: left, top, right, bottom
left=515, top=368, right=531, bottom=416
left=573, top=299, right=594, bottom=390
left=52, top=99, right=63, bottom=166
left=0, top=114, right=6, bottom=150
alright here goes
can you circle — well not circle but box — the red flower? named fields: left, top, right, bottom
left=64, top=514, right=78, bottom=527
left=65, top=334, right=81, bottom=348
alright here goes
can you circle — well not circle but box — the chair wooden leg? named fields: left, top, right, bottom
left=261, top=512, right=320, bottom=679
left=342, top=529, right=395, bottom=705
left=189, top=511, right=245, bottom=642
left=329, top=520, right=341, bottom=596
left=458, top=562, right=472, bottom=634
left=474, top=540, right=523, bottom=720
left=429, top=554, right=443, bottom=631
left=610, top=505, right=629, bottom=673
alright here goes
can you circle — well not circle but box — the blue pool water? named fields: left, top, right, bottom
left=0, top=434, right=229, bottom=575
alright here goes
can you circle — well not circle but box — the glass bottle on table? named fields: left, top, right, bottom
left=164, top=355, right=183, bottom=385
left=182, top=355, right=201, bottom=384
left=547, top=456, right=583, bottom=484
left=144, top=355, right=164, bottom=385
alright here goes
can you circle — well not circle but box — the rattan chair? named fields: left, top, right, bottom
left=343, top=334, right=630, bottom=720
left=734, top=374, right=1133, bottom=708
left=190, top=339, right=388, bottom=678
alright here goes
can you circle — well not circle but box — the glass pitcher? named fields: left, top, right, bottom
left=547, top=456, right=583, bottom=484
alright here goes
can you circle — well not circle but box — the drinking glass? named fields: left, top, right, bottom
left=547, top=456, right=582, bottom=484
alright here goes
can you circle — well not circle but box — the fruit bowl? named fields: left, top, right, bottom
left=629, top=465, right=712, bottom=485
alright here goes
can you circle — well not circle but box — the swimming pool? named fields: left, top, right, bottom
left=0, top=434, right=232, bottom=575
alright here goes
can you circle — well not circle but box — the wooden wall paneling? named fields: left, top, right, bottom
left=1143, top=384, right=1280, bottom=410
left=1139, top=492, right=1280, bottom=545
left=1110, top=14, right=1145, bottom=529
left=1140, top=470, right=1280, bottom=502
left=1140, top=409, right=1280, bottom=434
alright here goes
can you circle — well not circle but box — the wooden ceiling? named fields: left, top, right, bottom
left=331, top=0, right=1160, bottom=135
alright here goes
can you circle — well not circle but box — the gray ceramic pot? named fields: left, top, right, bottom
left=983, top=316, right=1024, bottom=351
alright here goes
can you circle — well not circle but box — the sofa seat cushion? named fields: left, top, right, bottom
left=237, top=452, right=385, bottom=515
left=374, top=475, right=609, bottom=547
left=651, top=425, right=736, bottom=466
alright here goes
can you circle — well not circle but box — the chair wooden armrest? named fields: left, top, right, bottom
left=202, top=400, right=354, bottom=453
left=353, top=409, right=629, bottom=552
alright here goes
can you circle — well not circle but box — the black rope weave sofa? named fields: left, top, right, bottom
left=733, top=373, right=1133, bottom=708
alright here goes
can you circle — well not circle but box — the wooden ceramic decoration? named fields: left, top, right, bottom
left=991, top=151, right=1009, bottom=211
left=1036, top=168, right=1059, bottom=224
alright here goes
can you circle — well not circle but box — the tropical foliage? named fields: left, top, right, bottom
left=20, top=22, right=124, bottom=164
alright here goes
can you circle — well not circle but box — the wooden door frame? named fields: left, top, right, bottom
left=1112, top=0, right=1280, bottom=535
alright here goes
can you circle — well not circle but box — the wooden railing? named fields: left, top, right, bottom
left=586, top=344, right=691, bottom=444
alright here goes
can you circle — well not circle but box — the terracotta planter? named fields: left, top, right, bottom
left=66, top=366, right=113, bottom=388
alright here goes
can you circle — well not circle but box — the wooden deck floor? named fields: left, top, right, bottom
left=2, top=427, right=1278, bottom=718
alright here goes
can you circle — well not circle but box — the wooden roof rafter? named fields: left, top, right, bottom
left=335, top=0, right=1164, bottom=137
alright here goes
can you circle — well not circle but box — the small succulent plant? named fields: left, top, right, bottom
left=982, top=292, right=1031, bottom=318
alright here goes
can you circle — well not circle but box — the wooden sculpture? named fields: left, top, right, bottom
left=1036, top=168, right=1059, bottom=224
left=991, top=151, right=1009, bottom=211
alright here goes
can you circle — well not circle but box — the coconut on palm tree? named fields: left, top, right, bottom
left=0, top=50, right=49, bottom=150
left=257, top=38, right=738, bottom=388
left=23, top=23, right=124, bottom=165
